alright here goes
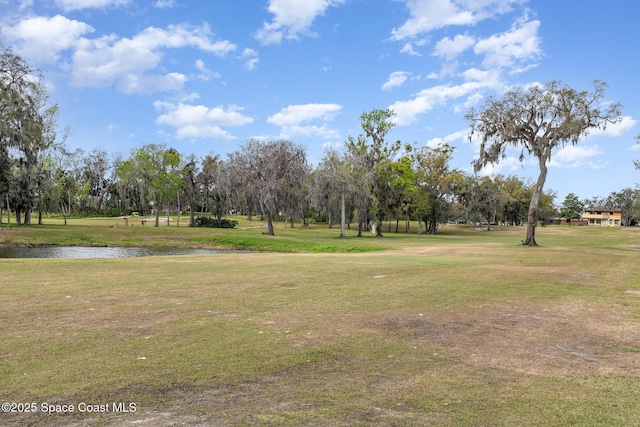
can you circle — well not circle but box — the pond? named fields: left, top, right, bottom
left=0, top=246, right=256, bottom=259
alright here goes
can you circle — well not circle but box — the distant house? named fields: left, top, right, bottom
left=580, top=206, right=622, bottom=226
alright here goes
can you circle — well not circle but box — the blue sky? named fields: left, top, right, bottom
left=1, top=0, right=638, bottom=202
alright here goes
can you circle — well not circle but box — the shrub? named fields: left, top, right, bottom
left=193, top=216, right=238, bottom=229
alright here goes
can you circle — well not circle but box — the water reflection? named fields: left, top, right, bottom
left=0, top=246, right=255, bottom=259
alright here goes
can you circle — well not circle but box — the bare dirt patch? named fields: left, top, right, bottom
left=367, top=300, right=640, bottom=377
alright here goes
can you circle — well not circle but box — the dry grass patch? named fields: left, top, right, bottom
left=367, top=300, right=640, bottom=377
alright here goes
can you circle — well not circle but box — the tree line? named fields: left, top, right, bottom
left=3, top=43, right=636, bottom=237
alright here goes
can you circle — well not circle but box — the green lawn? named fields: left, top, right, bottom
left=1, top=220, right=639, bottom=426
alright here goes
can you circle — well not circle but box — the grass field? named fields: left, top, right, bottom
left=1, top=218, right=639, bottom=426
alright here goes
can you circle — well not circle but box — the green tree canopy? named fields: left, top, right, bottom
left=346, top=108, right=401, bottom=237
left=559, top=193, right=584, bottom=221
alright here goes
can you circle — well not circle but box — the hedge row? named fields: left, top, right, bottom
left=192, top=216, right=238, bottom=228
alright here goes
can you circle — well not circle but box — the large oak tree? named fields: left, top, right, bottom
left=228, top=139, right=307, bottom=236
left=1, top=43, right=67, bottom=224
left=466, top=80, right=621, bottom=246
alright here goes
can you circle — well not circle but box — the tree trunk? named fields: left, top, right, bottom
left=427, top=216, right=438, bottom=235
left=266, top=212, right=275, bottom=236
left=417, top=219, right=423, bottom=235
left=428, top=222, right=437, bottom=234
left=66, top=192, right=72, bottom=225
left=154, top=205, right=160, bottom=227
left=98, top=187, right=105, bottom=213
left=176, top=191, right=180, bottom=227
left=522, top=160, right=548, bottom=246
left=371, top=222, right=377, bottom=236
left=203, top=189, right=208, bottom=214
left=523, top=219, right=537, bottom=246
left=339, top=192, right=346, bottom=238
left=5, top=194, right=10, bottom=229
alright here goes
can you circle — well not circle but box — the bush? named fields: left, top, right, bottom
left=193, top=216, right=238, bottom=229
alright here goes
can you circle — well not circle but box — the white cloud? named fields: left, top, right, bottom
left=154, top=0, right=174, bottom=8
left=268, top=103, right=342, bottom=127
left=54, top=0, right=130, bottom=11
left=244, top=58, right=260, bottom=71
left=1, top=15, right=94, bottom=62
left=240, top=48, right=259, bottom=71
left=391, top=0, right=474, bottom=41
left=382, top=71, right=411, bottom=91
left=128, top=24, right=236, bottom=55
left=399, top=38, right=430, bottom=56
left=268, top=103, right=342, bottom=139
left=154, top=102, right=254, bottom=141
left=454, top=92, right=484, bottom=113
left=389, top=14, right=540, bottom=125
left=254, top=0, right=345, bottom=45
left=391, top=0, right=520, bottom=41
left=194, top=59, right=220, bottom=81
left=178, top=92, right=201, bottom=103
left=389, top=80, right=498, bottom=125
left=549, top=145, right=604, bottom=169
left=433, top=33, right=475, bottom=61
left=118, top=72, right=186, bottom=94
left=70, top=23, right=236, bottom=93
left=474, top=18, right=542, bottom=71
left=586, top=115, right=636, bottom=138
left=400, top=42, right=420, bottom=56
left=461, top=67, right=494, bottom=82
left=425, top=129, right=468, bottom=148
left=3, top=17, right=237, bottom=95
left=279, top=125, right=341, bottom=139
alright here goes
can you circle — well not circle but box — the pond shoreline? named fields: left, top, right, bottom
left=0, top=245, right=258, bottom=258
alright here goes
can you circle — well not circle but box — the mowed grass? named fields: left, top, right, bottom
left=0, top=215, right=384, bottom=253
left=1, top=221, right=639, bottom=426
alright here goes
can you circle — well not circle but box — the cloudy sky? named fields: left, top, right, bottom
left=1, top=0, right=638, bottom=201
